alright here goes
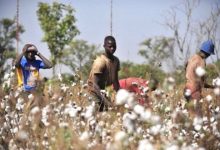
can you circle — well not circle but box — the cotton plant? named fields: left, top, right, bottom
left=122, top=111, right=137, bottom=134
left=60, top=84, right=70, bottom=93
left=115, top=89, right=137, bottom=110
left=1, top=67, right=220, bottom=149
left=15, top=98, right=25, bottom=111
left=41, top=105, right=51, bottom=127
left=137, top=139, right=154, bottom=150
left=64, top=103, right=80, bottom=118
left=106, top=130, right=129, bottom=149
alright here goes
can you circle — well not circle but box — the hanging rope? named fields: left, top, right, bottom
left=110, top=0, right=113, bottom=35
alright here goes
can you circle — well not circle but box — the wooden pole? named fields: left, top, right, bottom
left=16, top=0, right=19, bottom=54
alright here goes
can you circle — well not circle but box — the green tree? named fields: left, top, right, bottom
left=119, top=61, right=166, bottom=83
left=0, top=18, right=24, bottom=83
left=61, top=40, right=100, bottom=80
left=138, top=36, right=175, bottom=69
left=37, top=2, right=79, bottom=75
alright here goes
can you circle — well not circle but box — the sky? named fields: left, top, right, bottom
left=0, top=0, right=218, bottom=77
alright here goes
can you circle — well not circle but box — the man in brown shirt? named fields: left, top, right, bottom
left=87, top=36, right=120, bottom=111
left=184, top=40, right=215, bottom=101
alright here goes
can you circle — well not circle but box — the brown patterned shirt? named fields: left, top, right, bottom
left=88, top=54, right=120, bottom=93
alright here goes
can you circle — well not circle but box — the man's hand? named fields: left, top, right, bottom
left=100, top=93, right=113, bottom=107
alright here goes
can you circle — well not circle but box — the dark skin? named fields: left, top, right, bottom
left=93, top=38, right=120, bottom=99
left=197, top=51, right=214, bottom=89
left=15, top=44, right=52, bottom=69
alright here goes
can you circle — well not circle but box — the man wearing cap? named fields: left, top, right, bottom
left=184, top=40, right=215, bottom=101
left=87, top=35, right=120, bottom=111
left=15, top=43, right=52, bottom=92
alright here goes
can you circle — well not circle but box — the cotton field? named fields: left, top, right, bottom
left=0, top=70, right=220, bottom=150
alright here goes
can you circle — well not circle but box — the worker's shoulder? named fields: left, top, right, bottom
left=188, top=54, right=203, bottom=62
left=98, top=54, right=120, bottom=63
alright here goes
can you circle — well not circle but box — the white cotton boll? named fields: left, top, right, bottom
left=133, top=104, right=145, bottom=115
left=122, top=112, right=137, bottom=133
left=127, top=111, right=137, bottom=120
left=72, top=82, right=77, bottom=87
left=2, top=80, right=11, bottom=89
left=168, top=76, right=175, bottom=84
left=1, top=102, right=5, bottom=109
left=11, top=127, right=18, bottom=133
left=5, top=106, right=10, bottom=113
left=115, top=89, right=130, bottom=105
left=165, top=145, right=179, bottom=150
left=124, top=104, right=130, bottom=109
left=14, top=91, right=20, bottom=98
left=16, top=103, right=24, bottom=111
left=3, top=73, right=10, bottom=80
left=193, top=116, right=203, bottom=131
left=184, top=89, right=191, bottom=97
left=98, top=121, right=105, bottom=127
left=165, top=106, right=171, bottom=113
left=202, top=117, right=208, bottom=124
left=214, top=88, right=220, bottom=96
left=150, top=115, right=161, bottom=125
left=16, top=130, right=29, bottom=141
left=17, top=98, right=24, bottom=104
left=140, top=109, right=152, bottom=121
left=194, top=124, right=202, bottom=131
left=80, top=131, right=89, bottom=141
left=149, top=124, right=161, bottom=135
left=194, top=116, right=203, bottom=125
left=212, top=77, right=220, bottom=87
left=4, top=95, right=9, bottom=99
left=85, top=105, right=95, bottom=119
left=210, top=117, right=215, bottom=123
left=206, top=95, right=212, bottom=102
left=28, top=94, right=34, bottom=101
left=30, top=107, right=40, bottom=115
left=142, top=87, right=149, bottom=94
left=138, top=139, right=154, bottom=150
left=126, top=94, right=136, bottom=108
left=195, top=66, right=206, bottom=77
left=61, top=84, right=69, bottom=93
left=59, top=122, right=69, bottom=128
left=41, top=118, right=50, bottom=127
left=215, top=106, right=220, bottom=113
left=154, top=89, right=164, bottom=96
left=10, top=72, right=15, bottom=77
left=114, top=131, right=127, bottom=142
left=68, top=109, right=78, bottom=118
left=64, top=106, right=78, bottom=118
left=136, top=127, right=144, bottom=134
left=89, top=118, right=96, bottom=127
left=57, top=73, right=62, bottom=81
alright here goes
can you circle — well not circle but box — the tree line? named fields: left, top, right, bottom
left=1, top=0, right=219, bottom=84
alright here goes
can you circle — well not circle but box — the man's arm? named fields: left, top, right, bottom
left=113, top=72, right=120, bottom=92
left=36, top=52, right=53, bottom=69
left=204, top=83, right=215, bottom=89
left=93, top=74, right=103, bottom=98
left=93, top=74, right=112, bottom=107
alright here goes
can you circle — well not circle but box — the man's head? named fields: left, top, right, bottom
left=23, top=44, right=37, bottom=61
left=200, top=40, right=215, bottom=58
left=148, top=78, right=159, bottom=91
left=104, top=36, right=116, bottom=57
